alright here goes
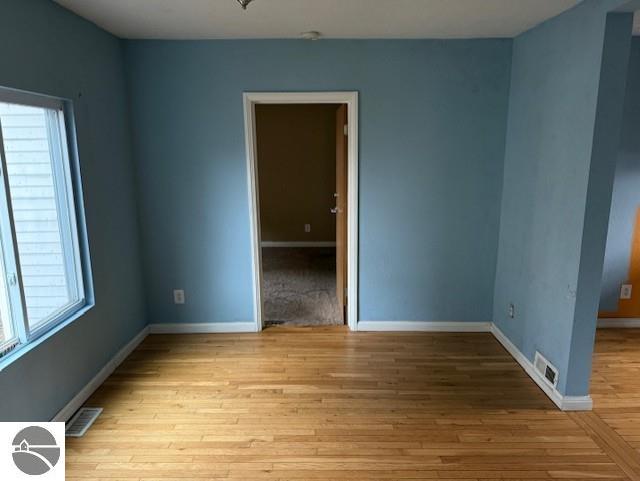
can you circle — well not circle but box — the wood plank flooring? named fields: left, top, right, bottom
left=66, top=326, right=640, bottom=480
left=591, top=329, right=640, bottom=458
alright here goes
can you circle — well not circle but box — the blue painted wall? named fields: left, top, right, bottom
left=600, top=38, right=640, bottom=312
left=0, top=0, right=146, bottom=420
left=2, top=0, right=635, bottom=421
left=569, top=11, right=634, bottom=396
left=125, top=39, right=512, bottom=325
left=493, top=0, right=633, bottom=396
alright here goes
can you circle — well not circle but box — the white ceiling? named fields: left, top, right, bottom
left=53, top=0, right=586, bottom=40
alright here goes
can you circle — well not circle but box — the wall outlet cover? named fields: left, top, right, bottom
left=620, top=284, right=633, bottom=300
left=508, top=303, right=515, bottom=319
left=173, top=289, right=185, bottom=304
left=304, top=224, right=311, bottom=233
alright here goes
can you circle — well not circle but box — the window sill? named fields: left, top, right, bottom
left=0, top=303, right=94, bottom=373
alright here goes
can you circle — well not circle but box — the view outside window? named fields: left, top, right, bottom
left=0, top=95, right=85, bottom=356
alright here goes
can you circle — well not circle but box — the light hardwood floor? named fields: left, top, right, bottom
left=588, top=328, right=640, bottom=479
left=66, top=326, right=640, bottom=480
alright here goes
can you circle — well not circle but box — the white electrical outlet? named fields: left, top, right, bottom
left=620, top=284, right=633, bottom=300
left=173, top=289, right=185, bottom=304
left=305, top=224, right=311, bottom=233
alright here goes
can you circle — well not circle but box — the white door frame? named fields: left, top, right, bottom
left=243, top=91, right=359, bottom=332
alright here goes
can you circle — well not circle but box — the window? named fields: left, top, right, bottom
left=0, top=89, right=86, bottom=358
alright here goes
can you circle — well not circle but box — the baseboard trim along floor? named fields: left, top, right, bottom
left=148, top=322, right=258, bottom=333
left=53, top=319, right=597, bottom=421
left=261, top=241, right=337, bottom=248
left=356, top=321, right=492, bottom=332
left=52, top=325, right=150, bottom=422
left=597, top=318, right=640, bottom=328
left=490, top=323, right=593, bottom=411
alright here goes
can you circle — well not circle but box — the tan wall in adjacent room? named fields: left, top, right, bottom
left=256, top=104, right=338, bottom=242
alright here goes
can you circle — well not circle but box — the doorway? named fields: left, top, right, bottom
left=243, top=92, right=358, bottom=331
left=597, top=32, right=640, bottom=329
left=587, top=13, right=640, bottom=449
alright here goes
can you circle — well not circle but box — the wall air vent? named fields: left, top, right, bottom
left=65, top=407, right=103, bottom=437
left=534, top=351, right=559, bottom=389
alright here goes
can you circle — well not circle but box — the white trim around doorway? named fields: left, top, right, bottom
left=243, top=92, right=359, bottom=332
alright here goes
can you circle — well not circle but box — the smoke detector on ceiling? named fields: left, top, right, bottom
left=301, top=31, right=321, bottom=41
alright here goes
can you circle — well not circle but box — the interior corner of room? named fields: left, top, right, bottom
left=2, top=0, right=640, bottom=478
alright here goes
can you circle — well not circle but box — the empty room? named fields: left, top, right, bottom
left=1, top=0, right=640, bottom=480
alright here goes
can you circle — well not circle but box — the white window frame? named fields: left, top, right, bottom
left=0, top=87, right=87, bottom=355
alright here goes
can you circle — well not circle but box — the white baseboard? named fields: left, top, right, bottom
left=50, top=322, right=255, bottom=422
left=261, top=241, right=336, bottom=248
left=148, top=322, right=258, bottom=333
left=598, top=318, right=640, bottom=328
left=357, top=321, right=492, bottom=332
left=490, top=324, right=592, bottom=411
left=51, top=325, right=150, bottom=422
left=50, top=318, right=593, bottom=423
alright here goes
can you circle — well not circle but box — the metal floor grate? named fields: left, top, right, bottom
left=65, top=407, right=103, bottom=437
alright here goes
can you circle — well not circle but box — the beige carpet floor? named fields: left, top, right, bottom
left=261, top=247, right=343, bottom=326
